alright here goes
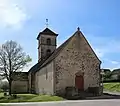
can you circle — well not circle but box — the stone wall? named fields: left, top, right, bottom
left=38, top=34, right=57, bottom=61
left=55, top=32, right=101, bottom=96
left=39, top=34, right=57, bottom=46
left=35, top=61, right=55, bottom=95
left=28, top=72, right=31, bottom=92
left=11, top=72, right=29, bottom=93
left=12, top=80, right=28, bottom=93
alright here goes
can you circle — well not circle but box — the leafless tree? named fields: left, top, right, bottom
left=0, top=40, right=32, bottom=95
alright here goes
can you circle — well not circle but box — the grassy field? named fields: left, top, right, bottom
left=0, top=93, right=64, bottom=103
left=104, top=82, right=120, bottom=92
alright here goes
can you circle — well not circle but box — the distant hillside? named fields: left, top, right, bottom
left=102, top=68, right=120, bottom=81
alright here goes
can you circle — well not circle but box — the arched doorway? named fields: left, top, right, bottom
left=75, top=73, right=84, bottom=90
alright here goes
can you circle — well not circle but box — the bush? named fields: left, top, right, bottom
left=103, top=72, right=112, bottom=80
left=4, top=92, right=7, bottom=96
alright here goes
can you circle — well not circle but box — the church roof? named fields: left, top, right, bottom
left=28, top=56, right=49, bottom=73
left=29, top=28, right=101, bottom=73
left=37, top=28, right=58, bottom=40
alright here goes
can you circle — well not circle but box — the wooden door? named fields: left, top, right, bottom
left=75, top=75, right=84, bottom=90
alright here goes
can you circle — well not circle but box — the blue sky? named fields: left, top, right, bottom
left=0, top=0, right=120, bottom=71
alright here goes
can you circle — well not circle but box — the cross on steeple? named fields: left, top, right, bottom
left=77, top=27, right=80, bottom=31
left=45, top=19, right=49, bottom=28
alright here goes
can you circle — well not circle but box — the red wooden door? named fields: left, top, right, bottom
left=75, top=75, right=84, bottom=90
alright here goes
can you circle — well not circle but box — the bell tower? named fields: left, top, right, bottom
left=37, top=26, right=58, bottom=62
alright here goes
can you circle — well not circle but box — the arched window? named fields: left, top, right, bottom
left=46, top=49, right=51, bottom=56
left=46, top=38, right=51, bottom=45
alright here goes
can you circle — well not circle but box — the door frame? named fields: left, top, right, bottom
left=75, top=72, right=84, bottom=90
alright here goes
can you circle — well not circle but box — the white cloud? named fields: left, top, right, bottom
left=105, top=59, right=119, bottom=65
left=100, top=58, right=120, bottom=70
left=86, top=34, right=120, bottom=58
left=22, top=63, right=32, bottom=72
left=109, top=60, right=120, bottom=70
left=0, top=0, right=28, bottom=29
left=84, top=32, right=120, bottom=69
left=110, top=60, right=119, bottom=65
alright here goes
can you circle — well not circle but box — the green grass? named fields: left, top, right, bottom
left=104, top=82, right=120, bottom=92
left=0, top=93, right=3, bottom=97
left=0, top=93, right=64, bottom=103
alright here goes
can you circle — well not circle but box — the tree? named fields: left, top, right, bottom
left=102, top=69, right=112, bottom=81
left=103, top=69, right=111, bottom=73
left=103, top=72, right=112, bottom=80
left=0, top=40, right=32, bottom=95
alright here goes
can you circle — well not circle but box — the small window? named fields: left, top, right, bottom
left=46, top=38, right=51, bottom=45
left=46, top=49, right=51, bottom=56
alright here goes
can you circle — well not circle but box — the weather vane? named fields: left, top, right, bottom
left=46, top=19, right=49, bottom=28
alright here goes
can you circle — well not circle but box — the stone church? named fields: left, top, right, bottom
left=12, top=27, right=102, bottom=96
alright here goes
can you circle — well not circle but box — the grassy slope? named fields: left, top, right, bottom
left=104, top=83, right=120, bottom=92
left=0, top=93, right=64, bottom=103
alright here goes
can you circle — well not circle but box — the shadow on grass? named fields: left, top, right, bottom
left=65, top=93, right=120, bottom=100
left=100, top=93, right=120, bottom=99
left=110, top=84, right=120, bottom=89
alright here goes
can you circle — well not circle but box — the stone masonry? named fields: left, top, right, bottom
left=55, top=31, right=101, bottom=96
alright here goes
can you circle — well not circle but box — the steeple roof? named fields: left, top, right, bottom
left=37, top=28, right=58, bottom=40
